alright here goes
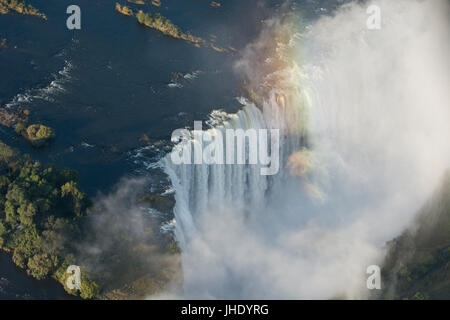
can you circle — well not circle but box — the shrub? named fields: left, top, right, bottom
left=24, top=124, right=55, bottom=147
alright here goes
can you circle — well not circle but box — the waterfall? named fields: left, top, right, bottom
left=163, top=79, right=311, bottom=248
left=160, top=0, right=450, bottom=299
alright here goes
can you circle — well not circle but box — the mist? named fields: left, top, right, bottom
left=75, top=178, right=181, bottom=299
left=163, top=0, right=450, bottom=299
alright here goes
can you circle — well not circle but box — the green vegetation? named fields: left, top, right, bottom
left=13, top=123, right=56, bottom=147
left=0, top=106, right=54, bottom=147
left=151, top=0, right=161, bottom=7
left=116, top=2, right=204, bottom=46
left=242, top=81, right=262, bottom=106
left=165, top=240, right=180, bottom=254
left=115, top=3, right=133, bottom=16
left=138, top=193, right=174, bottom=213
left=210, top=44, right=226, bottom=53
left=87, top=231, right=181, bottom=300
left=128, top=0, right=145, bottom=5
left=24, top=124, right=55, bottom=147
left=378, top=172, right=450, bottom=299
left=0, top=140, right=181, bottom=299
left=115, top=2, right=232, bottom=52
left=0, top=0, right=46, bottom=20
left=135, top=10, right=204, bottom=45
left=13, top=121, right=26, bottom=135
left=0, top=141, right=18, bottom=163
left=0, top=141, right=99, bottom=298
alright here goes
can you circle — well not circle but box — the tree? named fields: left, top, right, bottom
left=0, top=220, right=6, bottom=247
left=14, top=121, right=27, bottom=135
left=12, top=248, right=27, bottom=269
left=0, top=139, right=96, bottom=297
left=0, top=141, right=18, bottom=163
left=136, top=10, right=145, bottom=24
left=6, top=184, right=26, bottom=204
left=4, top=200, right=17, bottom=225
left=27, top=253, right=53, bottom=280
left=17, top=201, right=36, bottom=226
left=61, top=181, right=87, bottom=216
left=24, top=124, right=55, bottom=147
left=80, top=273, right=100, bottom=299
left=0, top=176, right=10, bottom=194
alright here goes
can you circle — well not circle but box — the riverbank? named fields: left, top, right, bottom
left=0, top=250, right=77, bottom=299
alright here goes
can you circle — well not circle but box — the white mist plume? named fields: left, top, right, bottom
left=76, top=178, right=181, bottom=298
left=163, top=0, right=450, bottom=299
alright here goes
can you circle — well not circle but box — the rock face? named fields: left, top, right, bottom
left=138, top=192, right=175, bottom=214
left=379, top=172, right=450, bottom=300
left=0, top=108, right=20, bottom=128
left=0, top=107, right=28, bottom=128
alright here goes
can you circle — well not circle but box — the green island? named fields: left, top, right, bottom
left=115, top=2, right=133, bottom=16
left=151, top=0, right=161, bottom=7
left=0, top=106, right=55, bottom=147
left=0, top=141, right=180, bottom=299
left=0, top=0, right=46, bottom=20
left=115, top=2, right=233, bottom=52
left=19, top=123, right=55, bottom=147
left=116, top=3, right=205, bottom=46
left=128, top=0, right=145, bottom=5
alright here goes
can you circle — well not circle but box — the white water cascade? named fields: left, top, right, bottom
left=161, top=0, right=450, bottom=299
left=163, top=67, right=311, bottom=247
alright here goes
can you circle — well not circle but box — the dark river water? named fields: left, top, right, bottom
left=0, top=0, right=263, bottom=194
left=0, top=252, right=77, bottom=299
left=0, top=0, right=339, bottom=299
